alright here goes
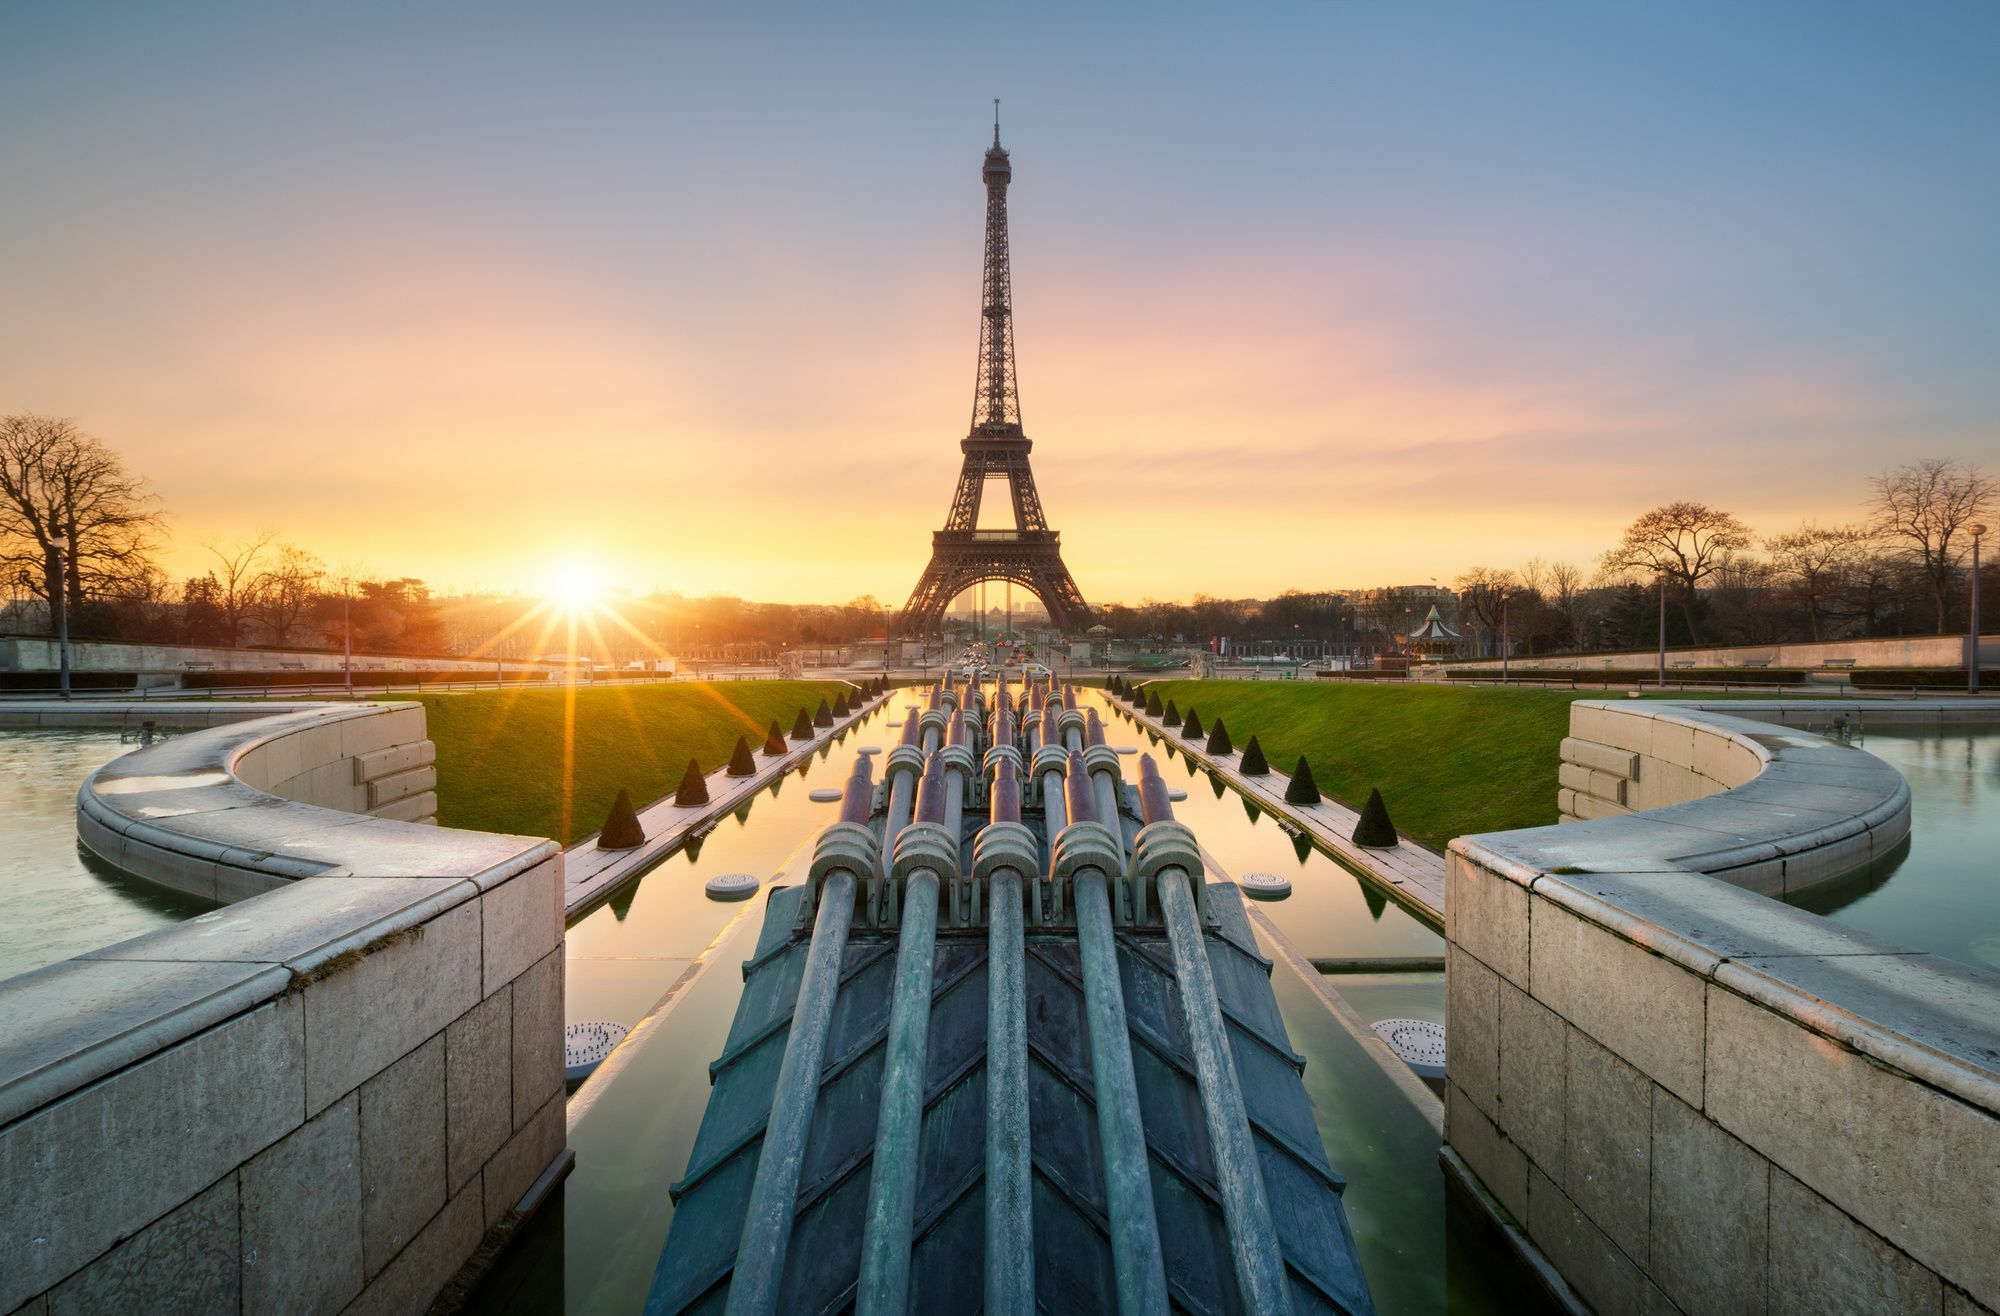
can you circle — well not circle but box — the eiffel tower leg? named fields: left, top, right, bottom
left=894, top=554, right=966, bottom=639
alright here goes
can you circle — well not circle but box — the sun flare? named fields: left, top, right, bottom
left=543, top=560, right=605, bottom=616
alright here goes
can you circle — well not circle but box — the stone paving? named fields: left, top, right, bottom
left=1111, top=694, right=1446, bottom=924
left=562, top=690, right=890, bottom=918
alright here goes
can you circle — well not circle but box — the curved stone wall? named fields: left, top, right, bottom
left=1444, top=699, right=2000, bottom=1315
left=0, top=701, right=567, bottom=1314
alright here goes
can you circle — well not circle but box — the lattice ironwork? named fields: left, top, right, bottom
left=896, top=110, right=1092, bottom=638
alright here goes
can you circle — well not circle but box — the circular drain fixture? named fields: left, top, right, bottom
left=1237, top=871, right=1292, bottom=900
left=1370, top=1018, right=1446, bottom=1080
left=565, top=1021, right=630, bottom=1082
left=705, top=872, right=760, bottom=901
left=858, top=745, right=882, bottom=755
left=1114, top=745, right=1137, bottom=755
left=808, top=788, right=844, bottom=802
left=1168, top=789, right=1188, bottom=802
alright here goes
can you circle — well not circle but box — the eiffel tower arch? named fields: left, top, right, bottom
left=893, top=110, right=1092, bottom=639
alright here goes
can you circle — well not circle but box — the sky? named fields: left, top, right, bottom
left=3, top=3, right=1998, bottom=607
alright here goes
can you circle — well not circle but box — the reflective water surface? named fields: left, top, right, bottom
left=1796, top=728, right=2000, bottom=974
left=0, top=730, right=209, bottom=981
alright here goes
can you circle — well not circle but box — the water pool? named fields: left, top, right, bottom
left=468, top=690, right=1532, bottom=1314
left=1794, top=727, right=2000, bottom=974
left=0, top=729, right=209, bottom=980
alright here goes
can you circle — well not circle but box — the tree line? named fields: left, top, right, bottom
left=1444, top=459, right=1994, bottom=657
left=3, top=413, right=1990, bottom=661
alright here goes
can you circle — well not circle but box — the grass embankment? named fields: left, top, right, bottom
left=1138, top=680, right=1605, bottom=851
left=406, top=680, right=852, bottom=843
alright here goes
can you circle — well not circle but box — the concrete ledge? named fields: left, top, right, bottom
left=0, top=700, right=568, bottom=1314
left=1444, top=698, right=2000, bottom=1312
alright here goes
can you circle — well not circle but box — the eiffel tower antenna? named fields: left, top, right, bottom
left=892, top=116, right=1092, bottom=639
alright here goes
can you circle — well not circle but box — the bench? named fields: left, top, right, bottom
left=1740, top=659, right=1773, bottom=669
left=182, top=661, right=215, bottom=671
left=1822, top=658, right=1856, bottom=669
left=1670, top=659, right=1696, bottom=670
left=278, top=661, right=307, bottom=671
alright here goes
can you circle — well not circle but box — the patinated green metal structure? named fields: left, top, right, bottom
left=646, top=678, right=1374, bottom=1315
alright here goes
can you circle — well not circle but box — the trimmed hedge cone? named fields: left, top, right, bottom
left=597, top=789, right=645, bottom=850
left=813, top=698, right=834, bottom=728
left=1352, top=788, right=1399, bottom=848
left=763, top=719, right=788, bottom=756
left=1145, top=691, right=1163, bottom=716
left=675, top=756, right=710, bottom=806
left=1206, top=717, right=1233, bottom=755
left=1239, top=735, right=1270, bottom=776
left=1182, top=709, right=1204, bottom=739
left=727, top=736, right=757, bottom=776
left=833, top=693, right=851, bottom=717
left=1162, top=699, right=1180, bottom=725
left=1284, top=755, right=1321, bottom=806
left=790, top=709, right=814, bottom=740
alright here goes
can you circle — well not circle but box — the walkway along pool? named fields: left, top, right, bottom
left=471, top=688, right=1543, bottom=1315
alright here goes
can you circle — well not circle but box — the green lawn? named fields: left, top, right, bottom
left=1137, top=680, right=1609, bottom=851
left=406, top=680, right=854, bottom=843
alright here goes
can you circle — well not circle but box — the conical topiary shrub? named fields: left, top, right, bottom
left=833, top=692, right=850, bottom=717
left=1162, top=699, right=1180, bottom=725
left=1146, top=691, right=1163, bottom=716
left=597, top=788, right=645, bottom=850
left=1352, top=787, right=1399, bottom=848
left=1182, top=709, right=1203, bottom=739
left=675, top=756, right=710, bottom=806
left=1240, top=735, right=1269, bottom=776
left=727, top=735, right=756, bottom=776
left=790, top=709, right=814, bottom=740
left=813, top=698, right=833, bottom=728
left=1206, top=717, right=1233, bottom=755
left=1110, top=675, right=1124, bottom=695
left=1284, top=755, right=1321, bottom=806
left=763, top=719, right=788, bottom=756
left=1130, top=686, right=1146, bottom=706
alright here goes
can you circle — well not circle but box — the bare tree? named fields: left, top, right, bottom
left=1601, top=502, right=1753, bottom=644
left=1869, top=459, right=1995, bottom=633
left=204, top=531, right=275, bottom=648
left=1543, top=560, right=1594, bottom=650
left=257, top=543, right=326, bottom=646
left=1454, top=567, right=1517, bottom=656
left=0, top=415, right=164, bottom=612
left=1765, top=523, right=1871, bottom=642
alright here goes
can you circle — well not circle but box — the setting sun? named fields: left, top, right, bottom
left=543, top=560, right=606, bottom=615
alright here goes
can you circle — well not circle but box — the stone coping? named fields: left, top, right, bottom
left=2, top=701, right=556, bottom=1130
left=1455, top=698, right=2000, bottom=1121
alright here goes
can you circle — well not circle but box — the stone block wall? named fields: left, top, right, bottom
left=1445, top=700, right=2000, bottom=1315
left=0, top=700, right=571, bottom=1313
left=1556, top=703, right=1763, bottom=823
left=234, top=703, right=438, bottom=825
left=0, top=851, right=566, bottom=1314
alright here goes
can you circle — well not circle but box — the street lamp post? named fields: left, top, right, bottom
left=341, top=577, right=353, bottom=696
left=1972, top=524, right=1987, bottom=695
left=1657, top=572, right=1668, bottom=689
left=1500, top=588, right=1512, bottom=685
left=49, top=535, right=72, bottom=700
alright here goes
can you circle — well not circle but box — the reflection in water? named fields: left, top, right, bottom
left=0, top=730, right=211, bottom=981
left=1792, top=729, right=2000, bottom=973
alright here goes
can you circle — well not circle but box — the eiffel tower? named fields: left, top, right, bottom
left=893, top=108, right=1092, bottom=638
